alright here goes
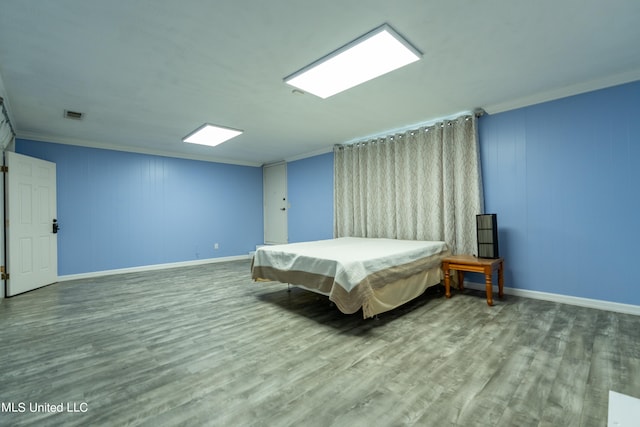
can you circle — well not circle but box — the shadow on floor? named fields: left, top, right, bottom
left=255, top=283, right=448, bottom=335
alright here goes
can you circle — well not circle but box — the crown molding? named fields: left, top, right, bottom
left=284, top=146, right=333, bottom=163
left=484, top=69, right=640, bottom=115
left=15, top=131, right=263, bottom=167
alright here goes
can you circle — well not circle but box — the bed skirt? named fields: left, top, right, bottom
left=252, top=259, right=446, bottom=318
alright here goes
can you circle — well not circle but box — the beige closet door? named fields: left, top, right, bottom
left=263, top=162, right=288, bottom=244
left=5, top=151, right=58, bottom=296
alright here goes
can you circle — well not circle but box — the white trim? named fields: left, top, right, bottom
left=484, top=68, right=640, bottom=115
left=54, top=263, right=640, bottom=316
left=57, top=255, right=250, bottom=282
left=263, top=160, right=287, bottom=168
left=284, top=146, right=333, bottom=163
left=464, top=281, right=640, bottom=316
left=15, top=132, right=262, bottom=167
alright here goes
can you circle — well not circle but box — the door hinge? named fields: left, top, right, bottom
left=1, top=165, right=7, bottom=173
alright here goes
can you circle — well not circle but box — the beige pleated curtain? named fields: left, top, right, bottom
left=334, top=114, right=484, bottom=255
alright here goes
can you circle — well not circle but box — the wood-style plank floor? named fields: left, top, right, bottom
left=1, top=260, right=639, bottom=426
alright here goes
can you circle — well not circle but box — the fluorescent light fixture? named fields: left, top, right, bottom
left=284, top=24, right=421, bottom=99
left=183, top=123, right=243, bottom=147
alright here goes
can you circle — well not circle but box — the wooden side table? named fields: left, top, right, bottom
left=442, top=255, right=504, bottom=306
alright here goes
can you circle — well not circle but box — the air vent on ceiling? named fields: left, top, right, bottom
left=64, top=110, right=84, bottom=120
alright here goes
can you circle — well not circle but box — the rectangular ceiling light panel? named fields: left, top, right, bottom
left=284, top=24, right=421, bottom=99
left=183, top=124, right=243, bottom=147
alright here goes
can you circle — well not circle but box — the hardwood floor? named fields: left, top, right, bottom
left=1, top=259, right=639, bottom=426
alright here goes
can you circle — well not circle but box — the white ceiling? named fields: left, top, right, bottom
left=1, top=0, right=640, bottom=166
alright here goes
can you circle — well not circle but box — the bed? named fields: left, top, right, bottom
left=251, top=237, right=450, bottom=318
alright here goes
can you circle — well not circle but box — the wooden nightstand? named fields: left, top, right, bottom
left=442, top=255, right=504, bottom=306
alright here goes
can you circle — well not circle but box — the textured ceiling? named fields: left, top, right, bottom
left=1, top=0, right=640, bottom=166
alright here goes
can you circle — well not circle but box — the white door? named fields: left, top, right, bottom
left=263, top=162, right=288, bottom=244
left=5, top=151, right=58, bottom=296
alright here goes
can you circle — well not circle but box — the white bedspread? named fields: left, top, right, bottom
left=252, top=237, right=448, bottom=293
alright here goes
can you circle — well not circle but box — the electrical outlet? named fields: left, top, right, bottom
left=214, top=243, right=219, bottom=250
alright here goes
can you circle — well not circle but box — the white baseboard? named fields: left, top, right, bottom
left=58, top=255, right=251, bottom=282
left=55, top=264, right=640, bottom=316
left=465, top=281, right=640, bottom=316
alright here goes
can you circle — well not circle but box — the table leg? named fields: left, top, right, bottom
left=485, top=269, right=494, bottom=306
left=444, top=264, right=451, bottom=299
left=498, top=261, right=504, bottom=298
left=457, top=270, right=465, bottom=291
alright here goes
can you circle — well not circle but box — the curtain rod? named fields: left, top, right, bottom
left=0, top=96, right=16, bottom=137
left=338, top=108, right=485, bottom=148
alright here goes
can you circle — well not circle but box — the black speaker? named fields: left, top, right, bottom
left=476, top=214, right=499, bottom=259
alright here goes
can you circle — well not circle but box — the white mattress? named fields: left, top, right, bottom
left=252, top=237, right=448, bottom=293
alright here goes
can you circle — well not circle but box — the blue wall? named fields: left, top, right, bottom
left=287, top=152, right=334, bottom=242
left=480, top=80, right=640, bottom=305
left=17, top=139, right=264, bottom=275
left=15, top=79, right=640, bottom=307
left=279, top=80, right=640, bottom=306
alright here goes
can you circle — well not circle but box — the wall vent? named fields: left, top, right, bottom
left=64, top=110, right=84, bottom=120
